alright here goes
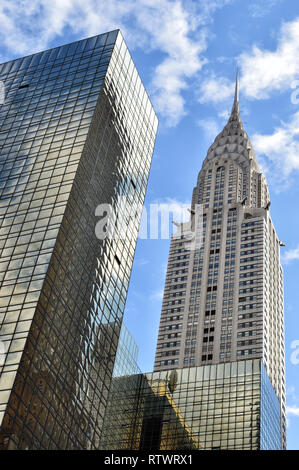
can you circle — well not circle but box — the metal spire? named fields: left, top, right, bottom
left=234, top=68, right=239, bottom=104
left=229, top=68, right=240, bottom=120
left=202, top=67, right=259, bottom=171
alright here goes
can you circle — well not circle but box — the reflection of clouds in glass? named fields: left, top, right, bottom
left=0, top=340, right=7, bottom=366
left=0, top=81, right=4, bottom=104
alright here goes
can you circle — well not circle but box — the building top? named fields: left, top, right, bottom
left=202, top=71, right=259, bottom=172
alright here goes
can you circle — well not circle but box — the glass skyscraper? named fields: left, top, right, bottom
left=0, top=30, right=158, bottom=450
left=101, top=359, right=281, bottom=450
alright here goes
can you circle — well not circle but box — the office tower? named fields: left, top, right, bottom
left=0, top=30, right=158, bottom=450
left=100, top=359, right=281, bottom=450
left=154, top=75, right=286, bottom=448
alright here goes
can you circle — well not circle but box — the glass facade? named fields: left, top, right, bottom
left=113, top=323, right=141, bottom=378
left=100, top=359, right=281, bottom=450
left=100, top=372, right=201, bottom=450
left=0, top=30, right=158, bottom=449
left=260, top=363, right=281, bottom=450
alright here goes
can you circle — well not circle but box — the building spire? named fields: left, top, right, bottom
left=234, top=68, right=239, bottom=104
left=202, top=67, right=259, bottom=171
left=229, top=68, right=241, bottom=121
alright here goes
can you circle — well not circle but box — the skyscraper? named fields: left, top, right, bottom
left=101, top=359, right=281, bottom=450
left=0, top=30, right=158, bottom=450
left=154, top=74, right=286, bottom=448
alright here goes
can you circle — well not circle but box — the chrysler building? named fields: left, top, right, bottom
left=154, top=74, right=286, bottom=447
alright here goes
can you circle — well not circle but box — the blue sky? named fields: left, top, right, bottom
left=1, top=0, right=299, bottom=450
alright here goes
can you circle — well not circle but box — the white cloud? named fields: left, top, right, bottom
left=143, top=0, right=234, bottom=125
left=248, top=0, right=281, bottom=18
left=195, top=17, right=299, bottom=187
left=281, top=244, right=299, bottom=264
left=252, top=111, right=299, bottom=182
left=0, top=0, right=233, bottom=127
left=134, top=0, right=208, bottom=127
left=239, top=16, right=299, bottom=99
left=197, top=118, right=221, bottom=140
left=286, top=405, right=299, bottom=417
left=196, top=16, right=299, bottom=106
left=198, top=75, right=235, bottom=104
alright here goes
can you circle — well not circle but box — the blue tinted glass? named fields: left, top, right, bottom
left=48, top=47, right=59, bottom=62
left=107, top=30, right=118, bottom=45
left=96, top=33, right=108, bottom=47
left=39, top=49, right=52, bottom=64
left=75, top=39, right=87, bottom=53
left=19, top=55, right=32, bottom=70
left=1, top=61, right=12, bottom=75
left=67, top=41, right=78, bottom=56
left=260, top=363, right=281, bottom=449
left=57, top=44, right=70, bottom=59
left=10, top=60, right=21, bottom=73
left=85, top=36, right=97, bottom=51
